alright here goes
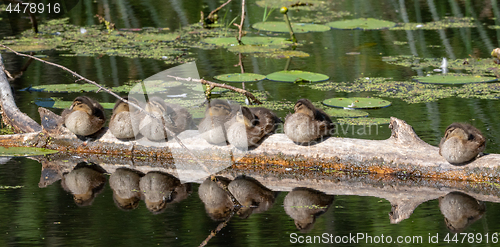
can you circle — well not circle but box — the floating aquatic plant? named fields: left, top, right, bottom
left=0, top=147, right=58, bottom=156
left=266, top=70, right=329, bottom=83
left=214, top=73, right=266, bottom=83
left=252, top=21, right=331, bottom=33
left=414, top=74, right=497, bottom=85
left=327, top=18, right=396, bottom=30
left=323, top=97, right=391, bottom=109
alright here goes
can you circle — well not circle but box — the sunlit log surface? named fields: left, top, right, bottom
left=36, top=153, right=500, bottom=224
left=0, top=107, right=498, bottom=183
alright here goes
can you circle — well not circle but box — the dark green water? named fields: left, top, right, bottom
left=1, top=0, right=500, bottom=246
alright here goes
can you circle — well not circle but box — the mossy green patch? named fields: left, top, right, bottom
left=0, top=147, right=58, bottom=156
left=414, top=74, right=497, bottom=85
left=390, top=17, right=475, bottom=30
left=29, top=83, right=99, bottom=93
left=311, top=77, right=500, bottom=104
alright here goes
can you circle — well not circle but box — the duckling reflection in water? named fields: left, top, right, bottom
left=226, top=106, right=280, bottom=149
left=109, top=97, right=142, bottom=139
left=109, top=168, right=143, bottom=211
left=139, top=171, right=187, bottom=214
left=227, top=175, right=277, bottom=218
left=284, top=187, right=334, bottom=233
left=61, top=163, right=106, bottom=206
left=284, top=99, right=333, bottom=144
left=61, top=96, right=106, bottom=137
left=139, top=97, right=193, bottom=142
left=439, top=191, right=486, bottom=233
left=198, top=177, right=234, bottom=221
left=198, top=99, right=238, bottom=145
left=439, top=123, right=486, bottom=165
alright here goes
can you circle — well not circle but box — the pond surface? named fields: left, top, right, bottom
left=1, top=0, right=500, bottom=246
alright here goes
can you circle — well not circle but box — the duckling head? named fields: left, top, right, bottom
left=294, top=99, right=315, bottom=117
left=145, top=199, right=168, bottom=214
left=236, top=106, right=255, bottom=127
left=207, top=100, right=232, bottom=117
left=71, top=97, right=94, bottom=115
left=113, top=97, right=130, bottom=114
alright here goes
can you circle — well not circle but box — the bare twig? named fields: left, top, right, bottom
left=164, top=75, right=262, bottom=105
left=233, top=0, right=246, bottom=44
left=0, top=44, right=211, bottom=175
left=198, top=208, right=237, bottom=247
left=206, top=0, right=233, bottom=22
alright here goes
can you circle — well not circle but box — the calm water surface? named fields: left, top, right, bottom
left=1, top=0, right=500, bottom=246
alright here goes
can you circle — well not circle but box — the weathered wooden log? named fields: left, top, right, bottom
left=0, top=54, right=41, bottom=133
left=0, top=106, right=497, bottom=183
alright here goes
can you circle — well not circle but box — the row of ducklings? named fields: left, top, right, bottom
left=61, top=96, right=333, bottom=148
left=61, top=96, right=486, bottom=164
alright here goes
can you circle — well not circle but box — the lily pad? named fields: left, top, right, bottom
left=327, top=18, right=396, bottom=30
left=322, top=108, right=369, bottom=118
left=266, top=70, right=329, bottom=83
left=252, top=22, right=331, bottom=33
left=0, top=147, right=58, bottom=157
left=323, top=97, right=391, bottom=109
left=214, top=73, right=266, bottom=83
left=27, top=84, right=99, bottom=93
left=337, top=117, right=390, bottom=125
left=413, top=74, right=498, bottom=85
left=202, top=37, right=292, bottom=47
left=35, top=98, right=115, bottom=109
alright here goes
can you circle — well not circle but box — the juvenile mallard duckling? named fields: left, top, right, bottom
left=139, top=97, right=193, bottom=142
left=109, top=168, right=142, bottom=211
left=439, top=123, right=486, bottom=165
left=61, top=96, right=106, bottom=136
left=198, top=99, right=237, bottom=145
left=284, top=187, right=334, bottom=233
left=61, top=163, right=106, bottom=207
left=139, top=171, right=181, bottom=214
left=439, top=191, right=486, bottom=233
left=284, top=99, right=333, bottom=144
left=109, top=97, right=141, bottom=139
left=226, top=106, right=280, bottom=149
left=198, top=177, right=234, bottom=221
left=227, top=175, right=277, bottom=218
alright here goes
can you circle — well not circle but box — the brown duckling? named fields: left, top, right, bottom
left=439, top=123, right=486, bottom=165
left=139, top=97, right=193, bottom=142
left=227, top=176, right=277, bottom=218
left=198, top=177, right=234, bottom=221
left=226, top=106, right=280, bottom=149
left=61, top=163, right=106, bottom=206
left=109, top=97, right=142, bottom=139
left=284, top=187, right=334, bottom=233
left=198, top=99, right=238, bottom=145
left=61, top=96, right=106, bottom=136
left=139, top=171, right=181, bottom=214
left=284, top=99, right=333, bottom=144
left=109, top=168, right=142, bottom=211
left=439, top=191, right=486, bottom=233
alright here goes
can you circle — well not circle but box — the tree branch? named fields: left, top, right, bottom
left=0, top=45, right=211, bottom=174
left=206, top=0, right=233, bottom=22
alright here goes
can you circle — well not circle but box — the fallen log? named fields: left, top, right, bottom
left=1, top=53, right=500, bottom=183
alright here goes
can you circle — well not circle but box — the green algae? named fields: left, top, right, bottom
left=390, top=17, right=476, bottom=30
left=252, top=22, right=331, bottom=33
left=327, top=18, right=396, bottom=30
left=310, top=77, right=500, bottom=104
